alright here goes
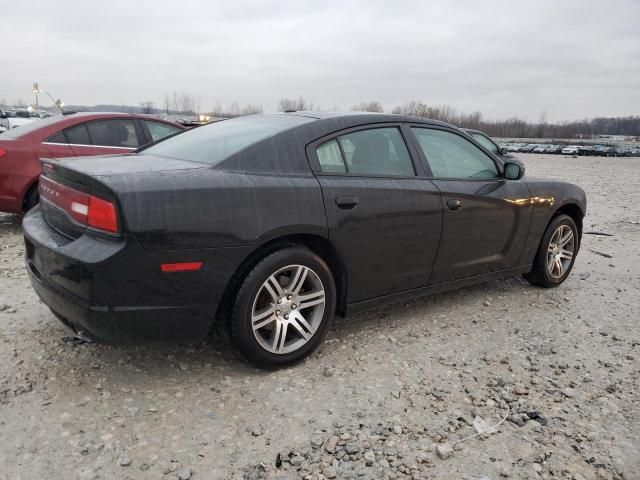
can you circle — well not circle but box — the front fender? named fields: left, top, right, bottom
left=519, top=179, right=587, bottom=265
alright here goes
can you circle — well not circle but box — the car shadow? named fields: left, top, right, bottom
left=39, top=275, right=532, bottom=388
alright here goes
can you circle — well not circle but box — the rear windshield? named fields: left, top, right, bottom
left=142, top=114, right=314, bottom=165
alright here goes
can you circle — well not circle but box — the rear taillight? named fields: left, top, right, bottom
left=0, top=148, right=6, bottom=157
left=87, top=195, right=119, bottom=233
left=39, top=176, right=119, bottom=233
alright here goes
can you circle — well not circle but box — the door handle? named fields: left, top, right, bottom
left=335, top=196, right=360, bottom=209
left=447, top=199, right=463, bottom=211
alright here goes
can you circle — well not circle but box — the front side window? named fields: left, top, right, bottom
left=144, top=120, right=182, bottom=142
left=471, top=132, right=499, bottom=155
left=87, top=119, right=140, bottom=148
left=316, top=127, right=414, bottom=176
left=412, top=128, right=499, bottom=179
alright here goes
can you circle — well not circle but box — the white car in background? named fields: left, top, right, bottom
left=562, top=145, right=581, bottom=155
left=0, top=110, right=40, bottom=132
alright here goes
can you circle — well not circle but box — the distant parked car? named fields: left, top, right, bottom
left=591, top=145, right=613, bottom=157
left=0, top=112, right=185, bottom=213
left=532, top=145, right=547, bottom=153
left=562, top=146, right=581, bottom=155
left=0, top=109, right=40, bottom=131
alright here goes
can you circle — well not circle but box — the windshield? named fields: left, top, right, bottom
left=471, top=132, right=499, bottom=154
left=143, top=114, right=315, bottom=165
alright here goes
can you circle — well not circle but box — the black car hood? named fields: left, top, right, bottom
left=53, top=153, right=207, bottom=177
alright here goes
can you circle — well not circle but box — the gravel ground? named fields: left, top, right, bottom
left=0, top=154, right=638, bottom=480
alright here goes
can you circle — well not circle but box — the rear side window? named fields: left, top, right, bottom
left=412, top=128, right=499, bottom=179
left=316, top=127, right=415, bottom=177
left=143, top=115, right=314, bottom=165
left=317, top=140, right=346, bottom=173
left=144, top=120, right=182, bottom=142
left=47, top=131, right=67, bottom=143
left=64, top=124, right=90, bottom=145
left=87, top=119, right=140, bottom=148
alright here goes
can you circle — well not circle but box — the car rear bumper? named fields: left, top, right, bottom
left=27, top=267, right=208, bottom=342
left=22, top=207, right=250, bottom=343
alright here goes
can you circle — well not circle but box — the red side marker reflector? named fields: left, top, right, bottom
left=161, top=262, right=203, bottom=272
left=0, top=148, right=6, bottom=157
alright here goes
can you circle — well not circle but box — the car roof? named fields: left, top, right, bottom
left=277, top=110, right=454, bottom=128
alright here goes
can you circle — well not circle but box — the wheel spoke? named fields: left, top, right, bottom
left=270, top=321, right=282, bottom=352
left=555, top=258, right=564, bottom=276
left=547, top=255, right=555, bottom=273
left=560, top=248, right=573, bottom=260
left=252, top=310, right=276, bottom=330
left=298, top=290, right=325, bottom=309
left=289, top=266, right=308, bottom=295
left=264, top=274, right=284, bottom=301
left=276, top=322, right=288, bottom=352
left=559, top=230, right=573, bottom=247
left=290, top=312, right=312, bottom=340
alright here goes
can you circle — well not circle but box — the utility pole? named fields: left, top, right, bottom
left=32, top=82, right=41, bottom=113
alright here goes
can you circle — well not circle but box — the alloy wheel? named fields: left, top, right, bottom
left=546, top=225, right=575, bottom=279
left=251, top=265, right=326, bottom=354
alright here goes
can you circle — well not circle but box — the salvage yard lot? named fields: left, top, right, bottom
left=0, top=154, right=638, bottom=479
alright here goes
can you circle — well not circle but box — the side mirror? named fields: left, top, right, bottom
left=504, top=162, right=524, bottom=180
left=499, top=146, right=508, bottom=155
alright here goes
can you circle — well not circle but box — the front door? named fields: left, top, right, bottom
left=410, top=126, right=531, bottom=284
left=308, top=125, right=443, bottom=303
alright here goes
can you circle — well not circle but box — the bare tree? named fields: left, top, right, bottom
left=172, top=91, right=179, bottom=114
left=277, top=96, right=309, bottom=112
left=163, top=94, right=170, bottom=114
left=139, top=101, right=155, bottom=114
left=241, top=104, right=263, bottom=115
left=351, top=101, right=384, bottom=113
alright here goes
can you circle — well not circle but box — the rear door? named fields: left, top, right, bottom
left=41, top=130, right=75, bottom=159
left=307, top=124, right=442, bottom=303
left=410, top=126, right=531, bottom=283
left=63, top=119, right=143, bottom=156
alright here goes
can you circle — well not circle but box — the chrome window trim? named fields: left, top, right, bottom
left=42, top=142, right=135, bottom=150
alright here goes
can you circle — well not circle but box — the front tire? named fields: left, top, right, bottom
left=524, top=214, right=579, bottom=288
left=230, top=247, right=336, bottom=369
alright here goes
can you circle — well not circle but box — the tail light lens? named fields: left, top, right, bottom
left=39, top=176, right=119, bottom=233
left=0, top=148, right=6, bottom=157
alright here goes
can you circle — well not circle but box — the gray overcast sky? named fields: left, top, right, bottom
left=3, top=0, right=639, bottom=122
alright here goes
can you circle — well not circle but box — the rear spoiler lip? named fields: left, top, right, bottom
left=39, top=158, right=114, bottom=197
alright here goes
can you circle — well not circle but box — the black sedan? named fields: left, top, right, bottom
left=23, top=112, right=586, bottom=368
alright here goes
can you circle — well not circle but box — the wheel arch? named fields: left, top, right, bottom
left=214, top=233, right=348, bottom=329
left=553, top=202, right=584, bottom=240
left=22, top=179, right=40, bottom=213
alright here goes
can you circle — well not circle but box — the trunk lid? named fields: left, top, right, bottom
left=39, top=153, right=207, bottom=239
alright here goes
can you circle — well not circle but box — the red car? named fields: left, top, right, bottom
left=0, top=112, right=184, bottom=213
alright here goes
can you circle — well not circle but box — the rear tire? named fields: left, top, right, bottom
left=524, top=214, right=579, bottom=288
left=24, top=184, right=40, bottom=212
left=230, top=247, right=336, bottom=369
